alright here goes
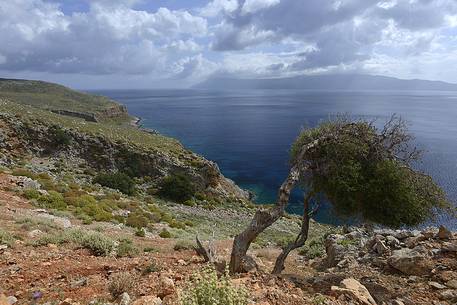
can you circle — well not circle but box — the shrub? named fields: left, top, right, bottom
left=0, top=229, right=15, bottom=247
left=159, top=229, right=172, bottom=239
left=12, top=168, right=35, bottom=179
left=158, top=174, right=195, bottom=203
left=117, top=238, right=139, bottom=257
left=143, top=261, right=161, bottom=274
left=126, top=212, right=149, bottom=229
left=23, top=189, right=41, bottom=200
left=108, top=272, right=135, bottom=299
left=80, top=231, right=116, bottom=256
left=37, top=191, right=67, bottom=210
left=169, top=219, right=186, bottom=230
left=143, top=246, right=159, bottom=253
left=180, top=267, right=249, bottom=305
left=174, top=240, right=195, bottom=251
left=16, top=217, right=58, bottom=232
left=298, top=235, right=326, bottom=259
left=50, top=126, right=72, bottom=146
left=135, top=227, right=146, bottom=237
left=93, top=172, right=136, bottom=195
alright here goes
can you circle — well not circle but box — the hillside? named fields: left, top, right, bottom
left=194, top=74, right=457, bottom=91
left=0, top=80, right=456, bottom=305
left=0, top=78, right=129, bottom=122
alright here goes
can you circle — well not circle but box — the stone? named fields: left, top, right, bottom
left=437, top=225, right=452, bottom=240
left=132, top=296, right=162, bottom=305
left=239, top=255, right=258, bottom=273
left=446, top=279, right=457, bottom=289
left=393, top=230, right=411, bottom=240
left=439, top=290, right=457, bottom=302
left=0, top=245, right=8, bottom=251
left=28, top=230, right=44, bottom=238
left=70, top=277, right=88, bottom=288
left=158, top=276, right=175, bottom=298
left=6, top=297, right=17, bottom=305
left=331, top=278, right=377, bottom=305
left=428, top=281, right=446, bottom=289
left=404, top=235, right=425, bottom=248
left=388, top=248, right=432, bottom=275
left=374, top=240, right=389, bottom=255
left=325, top=235, right=347, bottom=267
left=385, top=236, right=400, bottom=248
left=177, top=259, right=186, bottom=266
left=119, top=293, right=131, bottom=305
left=442, top=241, right=457, bottom=252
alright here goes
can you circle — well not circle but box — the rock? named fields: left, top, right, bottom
left=446, top=279, right=457, bottom=289
left=404, top=235, right=426, bottom=248
left=132, top=296, right=162, bottom=305
left=239, top=255, right=258, bottom=273
left=437, top=225, right=452, bottom=240
left=331, top=278, right=377, bottom=305
left=442, top=241, right=457, bottom=252
left=28, top=229, right=44, bottom=238
left=71, top=277, right=88, bottom=288
left=0, top=245, right=8, bottom=251
left=177, top=259, right=186, bottom=266
left=374, top=240, right=389, bottom=255
left=385, top=236, right=400, bottom=248
left=421, top=228, right=438, bottom=239
left=325, top=235, right=347, bottom=267
left=428, top=281, right=446, bottom=289
left=119, top=293, right=131, bottom=305
left=393, top=230, right=412, bottom=240
left=158, top=276, right=175, bottom=298
left=438, top=289, right=457, bottom=302
left=6, top=297, right=17, bottom=305
left=388, top=248, right=432, bottom=275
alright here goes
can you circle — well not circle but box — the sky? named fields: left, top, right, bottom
left=0, top=0, right=457, bottom=89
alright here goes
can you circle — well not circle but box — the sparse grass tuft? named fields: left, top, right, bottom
left=108, top=272, right=136, bottom=299
left=174, top=240, right=195, bottom=251
left=0, top=229, right=15, bottom=247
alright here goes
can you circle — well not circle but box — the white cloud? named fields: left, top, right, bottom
left=199, top=0, right=238, bottom=17
left=241, top=0, right=281, bottom=15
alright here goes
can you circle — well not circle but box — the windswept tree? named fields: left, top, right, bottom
left=230, top=116, right=452, bottom=274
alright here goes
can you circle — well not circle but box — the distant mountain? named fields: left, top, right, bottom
left=194, top=74, right=457, bottom=91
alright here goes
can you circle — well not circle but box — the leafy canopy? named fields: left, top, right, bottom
left=290, top=116, right=451, bottom=228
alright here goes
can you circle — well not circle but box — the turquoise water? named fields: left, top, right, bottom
left=93, top=89, right=457, bottom=229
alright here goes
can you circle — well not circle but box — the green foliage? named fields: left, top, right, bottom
left=180, top=266, right=249, bottom=305
left=159, top=229, right=172, bottom=239
left=143, top=246, right=159, bottom=253
left=23, top=189, right=41, bottom=200
left=135, top=227, right=146, bottom=237
left=32, top=229, right=115, bottom=256
left=174, top=240, right=196, bottom=251
left=12, top=168, right=35, bottom=179
left=93, top=172, right=136, bottom=195
left=0, top=229, right=15, bottom=247
left=143, top=261, right=161, bottom=274
left=37, top=191, right=67, bottom=210
left=158, top=173, right=195, bottom=203
left=16, top=217, right=58, bottom=232
left=50, top=125, right=72, bottom=146
left=291, top=117, right=451, bottom=228
left=117, top=238, right=139, bottom=257
left=126, top=211, right=149, bottom=229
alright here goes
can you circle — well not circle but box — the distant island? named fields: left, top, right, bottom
left=194, top=74, right=457, bottom=91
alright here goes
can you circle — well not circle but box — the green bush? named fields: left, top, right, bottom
left=37, top=191, right=67, bottom=210
left=135, top=227, right=146, bottom=237
left=126, top=212, right=149, bottom=229
left=180, top=267, right=249, bottom=305
left=50, top=125, right=72, bottom=146
left=93, top=172, right=136, bottom=195
left=0, top=229, right=15, bottom=247
left=143, top=261, right=161, bottom=274
left=159, top=229, right=172, bottom=239
left=174, top=240, right=195, bottom=251
left=158, top=174, right=195, bottom=203
left=117, top=238, right=139, bottom=257
left=23, top=189, right=41, bottom=200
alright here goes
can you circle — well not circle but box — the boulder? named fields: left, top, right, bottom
left=132, top=296, right=161, bottom=305
left=374, top=240, right=389, bottom=255
left=437, top=225, right=453, bottom=240
left=442, top=241, right=457, bottom=252
left=325, top=235, right=347, bottom=267
left=239, top=255, right=258, bottom=273
left=119, top=293, right=131, bottom=305
left=158, top=276, right=175, bottom=298
left=388, top=247, right=432, bottom=275
left=385, top=236, right=400, bottom=248
left=428, top=281, right=446, bottom=289
left=439, top=290, right=457, bottom=302
left=446, top=280, right=457, bottom=289
left=331, top=278, right=377, bottom=305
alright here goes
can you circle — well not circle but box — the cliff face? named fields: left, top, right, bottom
left=0, top=111, right=250, bottom=202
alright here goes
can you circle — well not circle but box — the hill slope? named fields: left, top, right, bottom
left=0, top=78, right=129, bottom=122
left=195, top=74, right=457, bottom=91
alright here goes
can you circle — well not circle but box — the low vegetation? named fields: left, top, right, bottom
left=93, top=172, right=136, bottom=195
left=158, top=174, right=195, bottom=203
left=180, top=266, right=249, bottom=305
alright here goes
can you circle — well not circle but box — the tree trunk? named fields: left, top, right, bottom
left=229, top=167, right=300, bottom=273
left=272, top=192, right=312, bottom=274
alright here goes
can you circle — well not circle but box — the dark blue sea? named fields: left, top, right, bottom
left=93, top=89, right=457, bottom=229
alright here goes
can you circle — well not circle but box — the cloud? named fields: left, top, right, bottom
left=199, top=0, right=238, bottom=17
left=0, top=0, right=207, bottom=77
left=241, top=0, right=280, bottom=15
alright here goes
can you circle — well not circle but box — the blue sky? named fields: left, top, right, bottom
left=1, top=0, right=457, bottom=89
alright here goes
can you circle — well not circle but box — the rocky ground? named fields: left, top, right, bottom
left=0, top=172, right=456, bottom=305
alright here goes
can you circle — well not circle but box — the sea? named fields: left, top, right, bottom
left=93, top=89, right=457, bottom=229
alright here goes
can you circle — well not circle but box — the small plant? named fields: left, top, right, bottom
left=93, top=172, right=136, bottom=195
left=180, top=266, right=249, bottom=305
left=23, top=189, right=41, bottom=200
left=298, top=235, right=326, bottom=259
left=174, top=240, right=195, bottom=251
left=12, top=168, right=35, bottom=179
left=135, top=227, right=146, bottom=237
left=143, top=260, right=161, bottom=274
left=50, top=125, right=72, bottom=146
left=0, top=229, right=15, bottom=247
left=126, top=212, right=149, bottom=229
left=117, top=238, right=139, bottom=257
left=37, top=191, right=67, bottom=210
left=143, top=246, right=159, bottom=253
left=158, top=173, right=195, bottom=203
left=108, top=272, right=135, bottom=299
left=159, top=229, right=172, bottom=239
